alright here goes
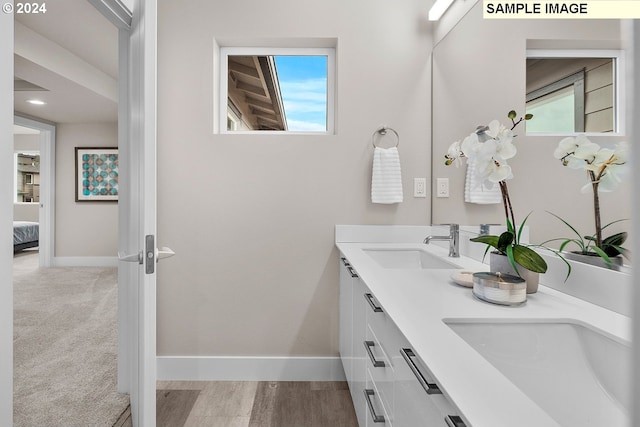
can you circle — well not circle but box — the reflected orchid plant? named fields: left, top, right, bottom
left=549, top=136, right=629, bottom=260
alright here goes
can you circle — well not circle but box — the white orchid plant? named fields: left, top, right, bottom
left=547, top=136, right=629, bottom=262
left=445, top=110, right=548, bottom=276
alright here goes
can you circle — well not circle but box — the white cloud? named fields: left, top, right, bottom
left=287, top=120, right=326, bottom=132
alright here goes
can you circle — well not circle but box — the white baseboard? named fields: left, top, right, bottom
left=157, top=356, right=346, bottom=382
left=52, top=256, right=118, bottom=267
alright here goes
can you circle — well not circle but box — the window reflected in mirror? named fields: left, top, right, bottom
left=225, top=53, right=329, bottom=132
left=526, top=55, right=619, bottom=134
left=15, top=152, right=40, bottom=203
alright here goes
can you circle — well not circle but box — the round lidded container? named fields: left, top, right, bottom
left=472, top=272, right=526, bottom=306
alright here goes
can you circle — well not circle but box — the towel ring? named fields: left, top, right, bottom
left=371, top=126, right=399, bottom=148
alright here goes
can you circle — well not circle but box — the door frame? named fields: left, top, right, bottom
left=13, top=115, right=55, bottom=268
left=1, top=8, right=14, bottom=427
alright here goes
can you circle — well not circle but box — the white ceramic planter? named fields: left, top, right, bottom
left=489, top=252, right=540, bottom=294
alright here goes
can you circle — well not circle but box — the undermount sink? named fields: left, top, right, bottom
left=364, top=248, right=461, bottom=269
left=445, top=320, right=631, bottom=426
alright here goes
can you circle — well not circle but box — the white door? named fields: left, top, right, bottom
left=94, top=1, right=162, bottom=426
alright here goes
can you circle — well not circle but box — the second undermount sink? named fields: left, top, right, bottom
left=445, top=320, right=631, bottom=426
left=364, top=248, right=461, bottom=269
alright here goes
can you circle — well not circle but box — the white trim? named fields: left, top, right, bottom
left=52, top=256, right=118, bottom=267
left=14, top=116, right=56, bottom=268
left=88, top=0, right=132, bottom=30
left=219, top=46, right=336, bottom=135
left=157, top=356, right=346, bottom=382
left=1, top=9, right=13, bottom=426
left=525, top=49, right=626, bottom=136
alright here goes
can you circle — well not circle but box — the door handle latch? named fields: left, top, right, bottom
left=118, top=251, right=143, bottom=264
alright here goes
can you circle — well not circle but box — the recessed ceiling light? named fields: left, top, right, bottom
left=27, top=99, right=46, bottom=105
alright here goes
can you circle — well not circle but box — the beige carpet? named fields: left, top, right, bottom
left=13, top=251, right=130, bottom=427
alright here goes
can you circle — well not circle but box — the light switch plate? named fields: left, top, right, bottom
left=437, top=178, right=449, bottom=198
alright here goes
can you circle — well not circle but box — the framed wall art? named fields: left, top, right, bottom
left=75, top=147, right=119, bottom=202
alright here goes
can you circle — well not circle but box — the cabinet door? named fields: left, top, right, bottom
left=339, top=257, right=354, bottom=385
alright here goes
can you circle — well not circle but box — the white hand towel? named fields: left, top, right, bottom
left=371, top=146, right=403, bottom=204
left=464, top=162, right=501, bottom=204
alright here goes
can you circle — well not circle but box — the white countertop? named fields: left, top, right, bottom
left=336, top=240, right=631, bottom=427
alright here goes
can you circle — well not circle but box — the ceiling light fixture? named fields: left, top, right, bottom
left=429, top=0, right=455, bottom=20
left=27, top=99, right=46, bottom=105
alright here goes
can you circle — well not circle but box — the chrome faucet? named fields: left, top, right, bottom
left=424, top=224, right=459, bottom=258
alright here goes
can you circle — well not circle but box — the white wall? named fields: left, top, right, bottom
left=156, top=0, right=433, bottom=357
left=55, top=122, right=118, bottom=257
left=431, top=4, right=630, bottom=248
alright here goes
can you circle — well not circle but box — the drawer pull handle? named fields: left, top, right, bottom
left=364, top=293, right=383, bottom=312
left=400, top=348, right=442, bottom=395
left=347, top=265, right=359, bottom=278
left=364, top=389, right=385, bottom=423
left=445, top=415, right=467, bottom=427
left=364, top=341, right=386, bottom=367
left=341, top=257, right=350, bottom=266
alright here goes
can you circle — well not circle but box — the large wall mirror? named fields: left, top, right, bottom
left=526, top=50, right=623, bottom=135
left=430, top=1, right=629, bottom=251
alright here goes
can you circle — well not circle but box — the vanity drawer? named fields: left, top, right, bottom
left=394, top=346, right=465, bottom=427
left=365, top=324, right=394, bottom=419
left=365, top=368, right=392, bottom=426
left=364, top=291, right=391, bottom=349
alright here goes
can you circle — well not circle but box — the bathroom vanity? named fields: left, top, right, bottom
left=336, top=225, right=631, bottom=427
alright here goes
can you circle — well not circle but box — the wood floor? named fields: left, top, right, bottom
left=114, top=381, right=358, bottom=427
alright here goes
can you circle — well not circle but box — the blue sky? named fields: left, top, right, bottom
left=274, top=56, right=327, bottom=132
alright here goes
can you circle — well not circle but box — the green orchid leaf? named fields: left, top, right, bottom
left=590, top=245, right=612, bottom=266
left=614, top=246, right=630, bottom=259
left=547, top=211, right=582, bottom=241
left=470, top=235, right=500, bottom=251
left=506, top=218, right=515, bottom=234
left=505, top=244, right=521, bottom=276
left=497, top=232, right=514, bottom=252
left=603, top=232, right=627, bottom=247
left=517, top=211, right=533, bottom=246
left=603, top=245, right=623, bottom=257
left=512, top=245, right=547, bottom=273
left=601, top=218, right=629, bottom=231
left=558, top=239, right=585, bottom=252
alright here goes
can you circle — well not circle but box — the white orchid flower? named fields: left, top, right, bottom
left=460, top=132, right=481, bottom=160
left=573, top=140, right=601, bottom=163
left=495, top=139, right=517, bottom=161
left=475, top=158, right=512, bottom=185
left=554, top=136, right=579, bottom=159
left=485, top=120, right=514, bottom=142
left=587, top=148, right=615, bottom=171
left=613, top=141, right=629, bottom=164
left=445, top=140, right=463, bottom=166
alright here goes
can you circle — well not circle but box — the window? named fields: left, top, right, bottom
left=526, top=72, right=583, bottom=133
left=525, top=50, right=624, bottom=135
left=220, top=47, right=335, bottom=134
left=15, top=152, right=40, bottom=203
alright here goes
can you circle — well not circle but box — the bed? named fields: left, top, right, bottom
left=13, top=221, right=39, bottom=252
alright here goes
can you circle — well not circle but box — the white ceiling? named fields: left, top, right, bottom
left=14, top=0, right=119, bottom=124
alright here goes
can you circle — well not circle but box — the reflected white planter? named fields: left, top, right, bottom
left=563, top=251, right=624, bottom=271
left=489, top=252, right=540, bottom=294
